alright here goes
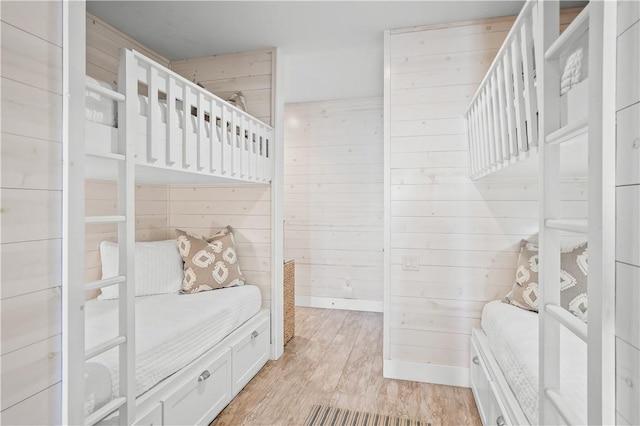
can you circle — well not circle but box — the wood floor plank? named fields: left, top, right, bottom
left=211, top=307, right=481, bottom=426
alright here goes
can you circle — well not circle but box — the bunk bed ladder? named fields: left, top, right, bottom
left=537, top=2, right=615, bottom=425
left=84, top=50, right=137, bottom=426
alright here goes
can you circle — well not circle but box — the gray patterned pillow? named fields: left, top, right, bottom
left=175, top=227, right=245, bottom=293
left=502, top=240, right=588, bottom=321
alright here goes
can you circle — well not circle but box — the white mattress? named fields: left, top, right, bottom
left=481, top=300, right=587, bottom=425
left=84, top=285, right=262, bottom=415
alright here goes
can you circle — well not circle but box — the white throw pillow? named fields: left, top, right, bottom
left=99, top=240, right=183, bottom=299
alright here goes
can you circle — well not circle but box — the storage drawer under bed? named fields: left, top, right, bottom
left=162, top=348, right=232, bottom=426
left=230, top=314, right=270, bottom=396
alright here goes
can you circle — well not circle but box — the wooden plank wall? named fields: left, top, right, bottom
left=283, top=98, right=384, bottom=308
left=168, top=185, right=272, bottom=305
left=84, top=180, right=170, bottom=298
left=171, top=49, right=274, bottom=125
left=386, top=11, right=585, bottom=369
left=86, top=12, right=169, bottom=84
left=0, top=1, right=63, bottom=424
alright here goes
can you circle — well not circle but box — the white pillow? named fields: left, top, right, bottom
left=99, top=240, right=183, bottom=300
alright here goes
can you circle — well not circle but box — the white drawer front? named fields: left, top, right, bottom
left=616, top=103, right=640, bottom=186
left=616, top=262, right=640, bottom=349
left=617, top=21, right=640, bottom=111
left=616, top=185, right=640, bottom=267
left=617, top=338, right=640, bottom=425
left=163, top=348, right=232, bottom=426
left=133, top=403, right=162, bottom=426
left=231, top=315, right=270, bottom=396
left=618, top=1, right=640, bottom=36
left=470, top=341, right=490, bottom=425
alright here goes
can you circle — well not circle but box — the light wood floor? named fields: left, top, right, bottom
left=211, top=307, right=481, bottom=426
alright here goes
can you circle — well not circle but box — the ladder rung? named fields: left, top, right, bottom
left=545, top=118, right=588, bottom=145
left=545, top=303, right=588, bottom=342
left=85, top=276, right=125, bottom=292
left=85, top=396, right=126, bottom=426
left=545, top=218, right=588, bottom=234
left=85, top=215, right=126, bottom=224
left=545, top=4, right=590, bottom=60
left=86, top=82, right=126, bottom=102
left=86, top=151, right=126, bottom=161
left=85, top=335, right=126, bottom=360
left=545, top=389, right=584, bottom=426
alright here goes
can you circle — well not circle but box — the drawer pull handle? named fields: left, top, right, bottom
left=625, top=377, right=634, bottom=388
left=496, top=415, right=506, bottom=426
left=251, top=330, right=259, bottom=339
left=198, top=370, right=211, bottom=382
left=472, top=356, right=480, bottom=365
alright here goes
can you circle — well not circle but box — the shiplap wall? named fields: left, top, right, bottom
left=86, top=12, right=169, bottom=84
left=386, top=11, right=584, bottom=376
left=85, top=180, right=169, bottom=298
left=284, top=98, right=383, bottom=310
left=171, top=49, right=274, bottom=125
left=615, top=4, right=640, bottom=424
left=167, top=185, right=272, bottom=305
left=0, top=1, right=63, bottom=424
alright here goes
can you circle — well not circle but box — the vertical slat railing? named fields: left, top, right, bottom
left=502, top=49, right=519, bottom=159
left=147, top=66, right=159, bottom=163
left=490, top=75, right=504, bottom=163
left=496, top=61, right=511, bottom=162
left=485, top=86, right=497, bottom=169
left=197, top=91, right=205, bottom=171
left=182, top=83, right=191, bottom=169
left=511, top=35, right=528, bottom=155
left=165, top=70, right=176, bottom=166
left=521, top=11, right=539, bottom=150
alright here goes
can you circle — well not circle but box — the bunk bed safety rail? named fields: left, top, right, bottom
left=126, top=49, right=273, bottom=183
left=465, top=0, right=539, bottom=180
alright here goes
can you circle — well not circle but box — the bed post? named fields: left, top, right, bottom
left=62, top=1, right=87, bottom=424
left=271, top=48, right=285, bottom=360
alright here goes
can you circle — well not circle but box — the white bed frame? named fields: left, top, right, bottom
left=62, top=3, right=283, bottom=424
left=466, top=1, right=617, bottom=425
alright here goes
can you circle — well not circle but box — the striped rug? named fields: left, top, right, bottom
left=304, top=404, right=429, bottom=426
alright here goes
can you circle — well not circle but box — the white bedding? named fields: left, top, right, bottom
left=84, top=285, right=262, bottom=415
left=481, top=300, right=587, bottom=425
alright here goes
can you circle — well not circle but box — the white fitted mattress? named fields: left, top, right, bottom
left=481, top=300, right=587, bottom=425
left=84, top=285, right=262, bottom=415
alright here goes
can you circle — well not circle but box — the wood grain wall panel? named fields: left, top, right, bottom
left=170, top=49, right=273, bottom=125
left=284, top=98, right=383, bottom=306
left=86, top=13, right=169, bottom=84
left=387, top=12, right=586, bottom=369
left=168, top=185, right=272, bottom=304
left=0, top=3, right=63, bottom=421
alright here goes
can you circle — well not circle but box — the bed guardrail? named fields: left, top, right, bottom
left=465, top=0, right=539, bottom=180
left=125, top=49, right=273, bottom=183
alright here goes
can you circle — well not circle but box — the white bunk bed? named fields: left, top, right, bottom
left=64, top=46, right=276, bottom=426
left=466, top=1, right=616, bottom=425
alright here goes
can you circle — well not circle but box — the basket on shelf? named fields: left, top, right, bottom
left=284, top=260, right=295, bottom=344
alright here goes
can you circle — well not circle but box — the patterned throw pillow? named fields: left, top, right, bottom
left=502, top=240, right=588, bottom=321
left=503, top=240, right=540, bottom=312
left=175, top=227, right=245, bottom=293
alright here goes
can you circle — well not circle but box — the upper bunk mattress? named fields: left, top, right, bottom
left=481, top=300, right=587, bottom=425
left=84, top=285, right=262, bottom=415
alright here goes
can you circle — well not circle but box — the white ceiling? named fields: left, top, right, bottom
left=87, top=1, right=528, bottom=60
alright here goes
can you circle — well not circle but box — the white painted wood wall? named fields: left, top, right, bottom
left=0, top=1, right=63, bottom=424
left=171, top=50, right=274, bottom=126
left=615, top=2, right=640, bottom=424
left=283, top=98, right=384, bottom=311
left=86, top=12, right=170, bottom=84
left=384, top=11, right=586, bottom=385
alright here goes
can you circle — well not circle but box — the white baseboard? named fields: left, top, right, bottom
left=383, top=359, right=470, bottom=388
left=295, top=296, right=383, bottom=313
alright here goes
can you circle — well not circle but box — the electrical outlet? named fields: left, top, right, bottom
left=402, top=255, right=419, bottom=271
